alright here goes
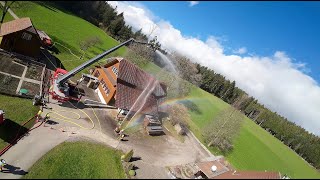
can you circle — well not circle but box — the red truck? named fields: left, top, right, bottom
left=0, top=110, right=5, bottom=125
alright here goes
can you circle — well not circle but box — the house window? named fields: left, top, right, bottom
left=21, top=32, right=32, bottom=41
left=112, top=66, right=118, bottom=76
left=100, top=79, right=110, bottom=95
left=94, top=70, right=100, bottom=77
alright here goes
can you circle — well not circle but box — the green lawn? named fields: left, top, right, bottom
left=0, top=95, right=39, bottom=149
left=24, top=141, right=126, bottom=179
left=11, top=1, right=126, bottom=72
left=185, top=87, right=320, bottom=178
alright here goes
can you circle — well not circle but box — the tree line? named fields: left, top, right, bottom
left=45, top=1, right=320, bottom=170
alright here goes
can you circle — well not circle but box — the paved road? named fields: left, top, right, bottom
left=0, top=1, right=19, bottom=20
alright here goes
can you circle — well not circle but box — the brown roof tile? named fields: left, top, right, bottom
left=0, top=17, right=35, bottom=36
left=196, top=160, right=230, bottom=179
left=213, top=171, right=281, bottom=179
left=114, top=59, right=166, bottom=114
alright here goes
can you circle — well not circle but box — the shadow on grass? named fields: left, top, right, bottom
left=0, top=119, right=29, bottom=144
left=34, top=1, right=58, bottom=12
left=39, top=49, right=65, bottom=71
left=179, top=100, right=202, bottom=114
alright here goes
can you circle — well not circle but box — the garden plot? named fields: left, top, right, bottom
left=0, top=55, right=25, bottom=76
left=25, top=65, right=44, bottom=81
left=0, top=73, right=20, bottom=94
left=20, top=81, right=40, bottom=96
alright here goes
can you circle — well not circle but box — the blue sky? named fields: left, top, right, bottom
left=142, top=1, right=320, bottom=82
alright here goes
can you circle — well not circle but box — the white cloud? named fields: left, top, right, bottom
left=189, top=1, right=199, bottom=7
left=233, top=47, right=247, bottom=55
left=107, top=1, right=320, bottom=135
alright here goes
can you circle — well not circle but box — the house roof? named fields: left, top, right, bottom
left=213, top=171, right=281, bottom=179
left=196, top=160, right=230, bottom=179
left=0, top=17, right=37, bottom=36
left=114, top=59, right=167, bottom=114
left=115, top=81, right=159, bottom=114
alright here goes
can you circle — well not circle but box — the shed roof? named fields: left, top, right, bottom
left=196, top=160, right=230, bottom=179
left=0, top=17, right=36, bottom=36
left=213, top=171, right=281, bottom=179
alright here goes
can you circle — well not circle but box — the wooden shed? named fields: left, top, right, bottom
left=0, top=17, right=41, bottom=58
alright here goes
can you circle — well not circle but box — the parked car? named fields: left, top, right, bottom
left=144, top=115, right=164, bottom=135
left=37, top=29, right=53, bottom=47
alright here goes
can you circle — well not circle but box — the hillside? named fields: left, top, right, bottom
left=11, top=1, right=126, bottom=72
left=9, top=1, right=320, bottom=179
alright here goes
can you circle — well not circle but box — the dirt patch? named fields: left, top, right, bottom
left=0, top=73, right=20, bottom=94
left=25, top=65, right=44, bottom=81
left=20, top=81, right=40, bottom=96
left=0, top=55, right=24, bottom=76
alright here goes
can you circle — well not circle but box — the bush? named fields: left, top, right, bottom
left=121, top=149, right=134, bottom=162
left=128, top=170, right=136, bottom=176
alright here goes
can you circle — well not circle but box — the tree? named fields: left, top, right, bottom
left=149, top=36, right=161, bottom=51
left=203, top=107, right=244, bottom=153
left=1, top=1, right=15, bottom=24
left=108, top=13, right=125, bottom=39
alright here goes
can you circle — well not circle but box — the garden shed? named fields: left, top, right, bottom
left=0, top=17, right=41, bottom=58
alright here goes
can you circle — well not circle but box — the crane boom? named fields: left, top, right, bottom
left=57, top=38, right=137, bottom=85
left=33, top=38, right=151, bottom=105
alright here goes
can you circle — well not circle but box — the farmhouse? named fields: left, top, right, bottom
left=0, top=17, right=41, bottom=58
left=92, top=57, right=167, bottom=115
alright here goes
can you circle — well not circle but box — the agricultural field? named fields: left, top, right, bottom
left=23, top=141, right=126, bottom=179
left=0, top=95, right=39, bottom=149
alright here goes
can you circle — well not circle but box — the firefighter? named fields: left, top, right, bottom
left=0, top=159, right=6, bottom=172
left=36, top=110, right=43, bottom=123
left=119, top=129, right=125, bottom=141
left=114, top=127, right=120, bottom=134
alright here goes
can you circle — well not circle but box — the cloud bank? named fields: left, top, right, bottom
left=189, top=1, right=199, bottom=7
left=233, top=47, right=247, bottom=55
left=107, top=1, right=320, bottom=135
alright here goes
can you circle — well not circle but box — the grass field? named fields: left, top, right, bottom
left=24, top=141, right=126, bottom=179
left=0, top=95, right=39, bottom=150
left=184, top=87, right=320, bottom=178
left=11, top=1, right=126, bottom=72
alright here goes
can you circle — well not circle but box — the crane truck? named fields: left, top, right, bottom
left=33, top=38, right=151, bottom=106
